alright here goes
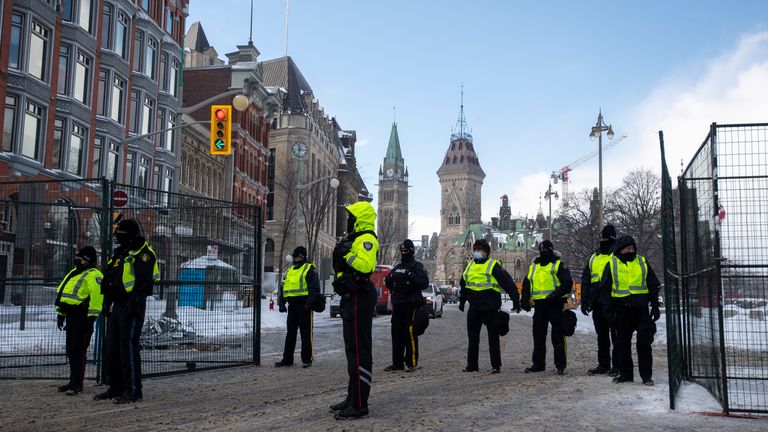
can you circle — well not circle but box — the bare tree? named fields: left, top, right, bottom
left=297, top=177, right=338, bottom=262
left=553, top=188, right=600, bottom=270
left=273, top=168, right=298, bottom=288
left=376, top=209, right=400, bottom=265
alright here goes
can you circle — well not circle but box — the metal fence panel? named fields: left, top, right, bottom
left=0, top=179, right=261, bottom=379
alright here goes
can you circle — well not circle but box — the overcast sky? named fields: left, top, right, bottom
left=188, top=0, right=768, bottom=239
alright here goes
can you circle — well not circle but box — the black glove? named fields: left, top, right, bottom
left=332, top=243, right=350, bottom=273
left=56, top=315, right=66, bottom=331
left=521, top=302, right=531, bottom=312
left=512, top=302, right=521, bottom=314
left=651, top=305, right=661, bottom=322
left=581, top=302, right=591, bottom=316
left=279, top=303, right=287, bottom=313
left=458, top=301, right=465, bottom=312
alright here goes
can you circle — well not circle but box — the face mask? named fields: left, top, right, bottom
left=599, top=239, right=612, bottom=251
left=114, top=232, right=131, bottom=245
left=619, top=252, right=637, bottom=262
left=539, top=250, right=554, bottom=261
left=75, top=259, right=87, bottom=269
left=473, top=251, right=486, bottom=260
left=346, top=215, right=356, bottom=233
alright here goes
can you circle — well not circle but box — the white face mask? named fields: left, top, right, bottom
left=473, top=251, right=486, bottom=260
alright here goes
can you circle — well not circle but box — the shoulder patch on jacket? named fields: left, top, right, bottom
left=363, top=241, right=373, bottom=251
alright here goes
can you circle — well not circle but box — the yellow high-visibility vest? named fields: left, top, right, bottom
left=56, top=267, right=104, bottom=317
left=588, top=253, right=613, bottom=284
left=610, top=255, right=649, bottom=298
left=526, top=260, right=563, bottom=300
left=283, top=263, right=314, bottom=297
left=462, top=259, right=502, bottom=293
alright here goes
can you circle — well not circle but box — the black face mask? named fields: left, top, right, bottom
left=539, top=250, right=554, bottom=262
left=114, top=232, right=131, bottom=245
left=618, top=252, right=637, bottom=262
left=599, top=239, right=612, bottom=252
left=400, top=250, right=414, bottom=262
left=346, top=215, right=356, bottom=233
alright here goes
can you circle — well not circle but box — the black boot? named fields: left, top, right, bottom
left=93, top=388, right=121, bottom=401
left=57, top=384, right=72, bottom=393
left=588, top=365, right=610, bottom=375
left=524, top=365, right=545, bottom=373
left=335, top=405, right=368, bottom=420
left=329, top=399, right=350, bottom=412
left=274, top=359, right=293, bottom=367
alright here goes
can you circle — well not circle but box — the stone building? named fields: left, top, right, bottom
left=435, top=97, right=485, bottom=284
left=376, top=122, right=409, bottom=265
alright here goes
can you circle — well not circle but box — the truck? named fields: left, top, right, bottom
left=370, top=264, right=393, bottom=315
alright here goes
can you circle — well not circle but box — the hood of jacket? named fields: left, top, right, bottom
left=345, top=201, right=376, bottom=233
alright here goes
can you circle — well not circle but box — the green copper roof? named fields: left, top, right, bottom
left=384, top=123, right=403, bottom=165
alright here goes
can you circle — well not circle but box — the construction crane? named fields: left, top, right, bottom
left=551, top=133, right=627, bottom=206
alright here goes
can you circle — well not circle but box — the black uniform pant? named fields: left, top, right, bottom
left=282, top=299, right=313, bottom=364
left=592, top=302, right=619, bottom=369
left=466, top=307, right=501, bottom=370
left=106, top=300, right=145, bottom=398
left=532, top=301, right=567, bottom=370
left=614, top=304, right=655, bottom=381
left=391, top=302, right=418, bottom=368
left=341, top=284, right=376, bottom=410
left=65, top=312, right=94, bottom=389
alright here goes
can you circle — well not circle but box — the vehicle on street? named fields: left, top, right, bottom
left=370, top=265, right=393, bottom=315
left=439, top=286, right=459, bottom=303
left=421, top=283, right=444, bottom=318
left=329, top=294, right=341, bottom=318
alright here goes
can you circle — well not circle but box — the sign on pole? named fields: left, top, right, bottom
left=113, top=190, right=129, bottom=208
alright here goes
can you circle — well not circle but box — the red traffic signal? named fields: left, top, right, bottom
left=210, top=105, right=232, bottom=155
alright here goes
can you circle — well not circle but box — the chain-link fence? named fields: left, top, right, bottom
left=0, top=179, right=263, bottom=379
left=663, top=123, right=768, bottom=414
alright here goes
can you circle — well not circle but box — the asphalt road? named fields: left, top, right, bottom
left=1, top=304, right=765, bottom=431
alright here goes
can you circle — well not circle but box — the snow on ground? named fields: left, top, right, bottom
left=674, top=381, right=725, bottom=413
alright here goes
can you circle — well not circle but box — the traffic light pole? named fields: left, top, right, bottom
left=122, top=120, right=210, bottom=147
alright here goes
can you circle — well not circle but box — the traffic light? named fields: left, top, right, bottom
left=210, top=105, right=232, bottom=155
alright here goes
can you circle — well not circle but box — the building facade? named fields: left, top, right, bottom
left=1, top=0, right=187, bottom=192
left=376, top=122, right=408, bottom=265
left=435, top=100, right=485, bottom=284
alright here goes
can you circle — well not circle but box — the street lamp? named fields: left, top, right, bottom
left=544, top=182, right=559, bottom=241
left=589, top=109, right=615, bottom=231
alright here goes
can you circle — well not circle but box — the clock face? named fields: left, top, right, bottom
left=292, top=142, right=308, bottom=158
left=386, top=168, right=394, bottom=177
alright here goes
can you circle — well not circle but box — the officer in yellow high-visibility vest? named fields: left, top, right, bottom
left=521, top=240, right=573, bottom=375
left=275, top=246, right=321, bottom=368
left=54, top=246, right=103, bottom=395
left=94, top=219, right=160, bottom=404
left=598, top=235, right=661, bottom=386
left=458, top=239, right=520, bottom=374
left=329, top=201, right=378, bottom=420
left=580, top=225, right=620, bottom=376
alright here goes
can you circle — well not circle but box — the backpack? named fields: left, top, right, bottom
left=413, top=305, right=430, bottom=336
left=561, top=308, right=577, bottom=336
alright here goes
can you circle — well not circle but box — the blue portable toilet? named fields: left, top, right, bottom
left=179, top=255, right=237, bottom=308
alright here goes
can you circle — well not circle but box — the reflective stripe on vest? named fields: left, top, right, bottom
left=58, top=268, right=100, bottom=304
left=610, top=255, right=648, bottom=297
left=462, top=259, right=502, bottom=293
left=122, top=242, right=160, bottom=293
left=527, top=260, right=562, bottom=300
left=283, top=263, right=313, bottom=297
left=589, top=253, right=613, bottom=283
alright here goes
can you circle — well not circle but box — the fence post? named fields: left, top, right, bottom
left=254, top=206, right=262, bottom=366
left=710, top=123, right=730, bottom=414
left=95, top=178, right=113, bottom=383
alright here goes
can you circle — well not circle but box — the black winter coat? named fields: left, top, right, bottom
left=385, top=257, right=429, bottom=305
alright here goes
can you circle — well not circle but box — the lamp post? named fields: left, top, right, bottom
left=589, top=109, right=615, bottom=231
left=544, top=182, right=559, bottom=241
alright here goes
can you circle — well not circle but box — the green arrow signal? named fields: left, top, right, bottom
left=215, top=138, right=225, bottom=150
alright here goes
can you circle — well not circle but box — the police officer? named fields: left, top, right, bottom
left=275, top=246, right=321, bottom=368
left=581, top=225, right=620, bottom=376
left=521, top=240, right=574, bottom=375
left=329, top=201, right=378, bottom=420
left=458, top=239, right=520, bottom=374
left=54, top=246, right=103, bottom=395
left=384, top=239, right=429, bottom=373
left=94, top=219, right=159, bottom=404
left=598, top=235, right=661, bottom=386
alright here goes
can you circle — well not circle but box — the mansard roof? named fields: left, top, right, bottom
left=261, top=56, right=313, bottom=114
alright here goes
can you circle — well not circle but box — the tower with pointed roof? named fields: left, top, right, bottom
left=377, top=122, right=409, bottom=264
left=436, top=90, right=486, bottom=283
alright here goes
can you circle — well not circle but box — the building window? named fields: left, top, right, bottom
left=145, top=37, right=157, bottom=80
left=159, top=53, right=167, bottom=91
left=141, top=0, right=150, bottom=12
left=141, top=97, right=154, bottom=136
left=52, top=118, right=64, bottom=169
left=267, top=148, right=275, bottom=220
left=111, top=75, right=125, bottom=124
left=125, top=152, right=135, bottom=184
left=101, top=4, right=112, bottom=49
left=57, top=45, right=70, bottom=95
left=106, top=141, right=119, bottom=181
left=29, top=20, right=49, bottom=81
left=92, top=137, right=119, bottom=181
left=133, top=31, right=143, bottom=72
left=79, top=0, right=92, bottom=33
left=63, top=0, right=92, bottom=33
left=165, top=8, right=174, bottom=34
left=164, top=111, right=176, bottom=152
left=96, top=69, right=108, bottom=116
left=62, top=0, right=74, bottom=21
left=116, top=12, right=129, bottom=59
left=74, top=50, right=91, bottom=105
left=67, top=123, right=86, bottom=175
left=129, top=91, right=139, bottom=133
left=169, top=59, right=179, bottom=97
left=22, top=101, right=44, bottom=160
left=137, top=156, right=150, bottom=190
left=9, top=14, right=23, bottom=70
left=92, top=136, right=102, bottom=177
left=3, top=96, right=18, bottom=152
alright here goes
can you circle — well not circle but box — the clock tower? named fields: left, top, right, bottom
left=377, top=122, right=409, bottom=264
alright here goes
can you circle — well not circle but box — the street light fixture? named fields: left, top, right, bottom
left=589, top=109, right=615, bottom=231
left=544, top=182, right=559, bottom=241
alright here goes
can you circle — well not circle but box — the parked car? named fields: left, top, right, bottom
left=422, top=283, right=444, bottom=318
left=439, top=286, right=459, bottom=303
left=371, top=265, right=393, bottom=315
left=329, top=294, right=341, bottom=318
